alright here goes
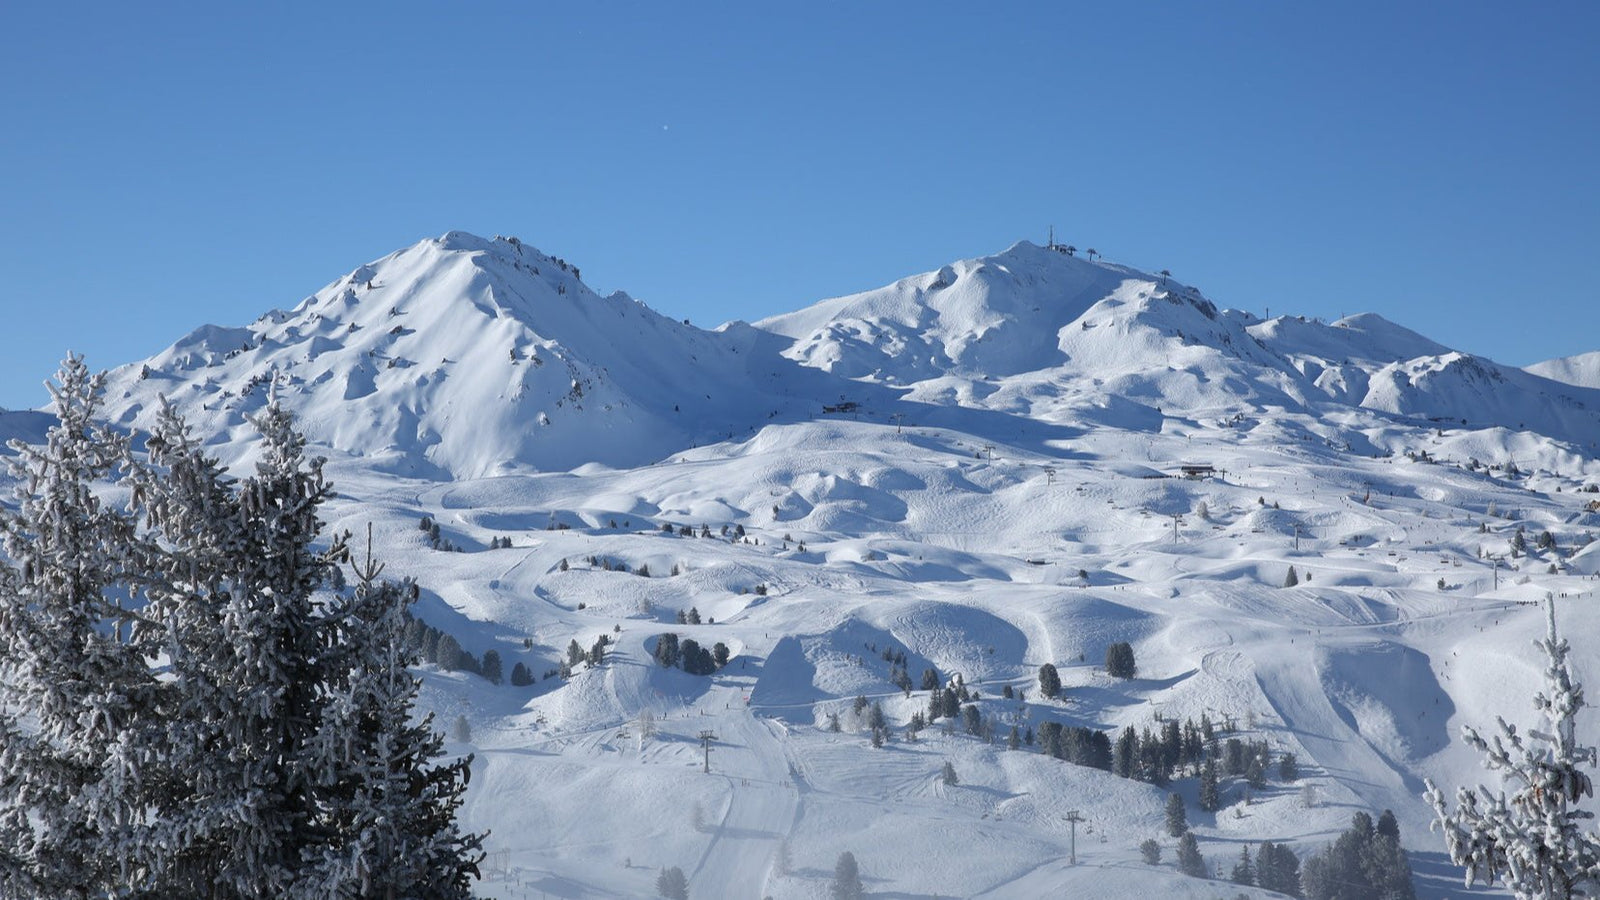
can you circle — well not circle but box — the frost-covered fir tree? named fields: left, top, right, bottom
left=1, top=371, right=486, bottom=899
left=133, top=394, right=261, bottom=894
left=0, top=356, right=157, bottom=897
left=1427, top=598, right=1600, bottom=899
left=302, top=554, right=485, bottom=899
left=193, top=401, right=351, bottom=895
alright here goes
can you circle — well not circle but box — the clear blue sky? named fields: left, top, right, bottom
left=3, top=2, right=1596, bottom=409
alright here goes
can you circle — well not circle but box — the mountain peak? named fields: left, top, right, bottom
left=97, top=232, right=833, bottom=479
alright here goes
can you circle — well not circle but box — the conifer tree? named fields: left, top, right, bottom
left=1177, top=832, right=1207, bottom=878
left=481, top=649, right=503, bottom=684
left=1038, top=662, right=1061, bottom=699
left=0, top=356, right=155, bottom=896
left=0, top=368, right=487, bottom=898
left=656, top=865, right=689, bottom=899
left=1279, top=751, right=1300, bottom=782
left=1254, top=841, right=1302, bottom=896
left=1105, top=641, right=1137, bottom=679
left=1114, top=726, right=1137, bottom=778
left=1166, top=793, right=1188, bottom=837
left=1231, top=845, right=1255, bottom=885
left=832, top=851, right=864, bottom=900
left=1428, top=598, right=1599, bottom=899
left=1200, top=760, right=1222, bottom=812
left=1140, top=838, right=1161, bottom=865
left=303, top=568, right=484, bottom=898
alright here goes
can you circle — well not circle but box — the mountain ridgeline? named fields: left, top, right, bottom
left=90, top=231, right=1600, bottom=479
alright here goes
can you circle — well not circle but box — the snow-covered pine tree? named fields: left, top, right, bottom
left=133, top=394, right=259, bottom=894
left=2, top=369, right=486, bottom=898
left=0, top=355, right=158, bottom=896
left=178, top=400, right=351, bottom=896
left=1426, top=597, right=1600, bottom=899
left=302, top=551, right=485, bottom=899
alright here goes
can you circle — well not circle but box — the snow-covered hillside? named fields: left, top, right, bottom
left=25, top=232, right=1600, bottom=898
left=0, top=408, right=53, bottom=452
left=1528, top=350, right=1600, bottom=390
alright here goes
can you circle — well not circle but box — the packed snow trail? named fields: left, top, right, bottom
left=687, top=709, right=799, bottom=898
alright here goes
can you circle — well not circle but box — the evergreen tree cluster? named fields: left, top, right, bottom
left=655, top=865, right=688, bottom=899
left=925, top=673, right=972, bottom=722
left=878, top=645, right=915, bottom=693
left=1252, top=841, right=1304, bottom=896
left=584, top=554, right=653, bottom=575
left=1110, top=715, right=1224, bottom=786
left=417, top=515, right=463, bottom=552
left=1037, top=722, right=1114, bottom=770
left=651, top=633, right=729, bottom=676
left=403, top=615, right=533, bottom=688
left=0, top=359, right=483, bottom=898
left=1300, top=811, right=1415, bottom=900
left=658, top=521, right=748, bottom=544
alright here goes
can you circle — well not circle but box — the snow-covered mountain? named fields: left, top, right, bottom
left=760, top=240, right=1600, bottom=453
left=1528, top=350, right=1600, bottom=390
left=100, top=232, right=846, bottom=479
left=25, top=232, right=1600, bottom=898
left=97, top=233, right=1600, bottom=482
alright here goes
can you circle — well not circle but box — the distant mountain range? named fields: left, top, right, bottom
left=60, top=231, right=1595, bottom=477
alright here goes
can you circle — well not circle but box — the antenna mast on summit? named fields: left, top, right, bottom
left=1048, top=225, right=1055, bottom=250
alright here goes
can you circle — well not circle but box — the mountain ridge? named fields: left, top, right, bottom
left=83, top=231, right=1600, bottom=480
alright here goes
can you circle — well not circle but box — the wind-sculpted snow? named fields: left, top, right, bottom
left=1319, top=643, right=1454, bottom=766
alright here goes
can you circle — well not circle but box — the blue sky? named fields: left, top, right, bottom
left=2, top=2, right=1595, bottom=409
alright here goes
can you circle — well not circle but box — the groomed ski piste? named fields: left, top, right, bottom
left=15, top=231, right=1600, bottom=898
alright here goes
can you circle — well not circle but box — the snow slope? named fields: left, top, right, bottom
left=1528, top=350, right=1600, bottom=390
left=20, top=231, right=1600, bottom=898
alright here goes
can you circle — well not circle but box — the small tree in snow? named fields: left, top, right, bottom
left=1038, top=662, right=1062, bottom=699
left=656, top=865, right=689, bottom=899
left=1427, top=598, right=1600, bottom=898
left=832, top=851, right=864, bottom=900
left=1177, top=832, right=1207, bottom=878
left=1105, top=641, right=1137, bottom=679
left=1140, top=838, right=1162, bottom=865
left=1284, top=565, right=1299, bottom=587
left=1166, top=792, right=1188, bottom=837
